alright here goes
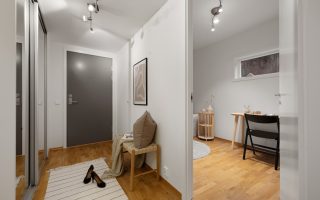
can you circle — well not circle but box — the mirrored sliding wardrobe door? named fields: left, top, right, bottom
left=16, top=0, right=29, bottom=198
left=33, top=1, right=48, bottom=184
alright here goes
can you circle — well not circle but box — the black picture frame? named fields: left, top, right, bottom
left=133, top=58, right=148, bottom=105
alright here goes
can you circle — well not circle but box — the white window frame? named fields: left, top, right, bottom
left=234, top=49, right=279, bottom=81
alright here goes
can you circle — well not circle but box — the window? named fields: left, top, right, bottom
left=234, top=50, right=279, bottom=80
left=241, top=53, right=279, bottom=77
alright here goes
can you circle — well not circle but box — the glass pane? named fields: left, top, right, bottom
left=37, top=17, right=46, bottom=176
left=16, top=0, right=26, bottom=198
left=241, top=53, right=279, bottom=77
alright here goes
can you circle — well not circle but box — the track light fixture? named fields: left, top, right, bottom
left=82, top=0, right=100, bottom=32
left=210, top=0, right=223, bottom=32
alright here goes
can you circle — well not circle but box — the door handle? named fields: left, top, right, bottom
left=70, top=100, right=78, bottom=104
left=275, top=93, right=287, bottom=105
left=275, top=93, right=287, bottom=97
left=68, top=94, right=79, bottom=105
left=16, top=93, right=21, bottom=106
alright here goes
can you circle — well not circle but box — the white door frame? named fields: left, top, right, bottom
left=185, top=0, right=193, bottom=199
left=63, top=45, right=118, bottom=148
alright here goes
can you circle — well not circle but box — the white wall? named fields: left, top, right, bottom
left=46, top=37, right=118, bottom=149
left=0, top=0, right=16, bottom=199
left=302, top=0, right=320, bottom=198
left=115, top=43, right=131, bottom=134
left=279, top=0, right=300, bottom=199
left=46, top=39, right=66, bottom=149
left=128, top=0, right=187, bottom=196
left=194, top=18, right=279, bottom=146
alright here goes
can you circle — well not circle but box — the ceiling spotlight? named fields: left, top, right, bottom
left=87, top=4, right=95, bottom=12
left=82, top=15, right=88, bottom=22
left=83, top=0, right=99, bottom=32
left=213, top=17, right=220, bottom=24
left=210, top=0, right=223, bottom=32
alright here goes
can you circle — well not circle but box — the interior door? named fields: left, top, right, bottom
left=279, top=0, right=299, bottom=199
left=16, top=43, right=23, bottom=155
left=67, top=51, right=113, bottom=147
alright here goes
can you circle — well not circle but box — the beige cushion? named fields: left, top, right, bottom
left=133, top=111, right=157, bottom=149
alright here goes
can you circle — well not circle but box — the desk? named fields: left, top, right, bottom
left=231, top=113, right=245, bottom=149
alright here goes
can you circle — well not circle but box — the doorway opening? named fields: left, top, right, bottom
left=190, top=0, right=282, bottom=199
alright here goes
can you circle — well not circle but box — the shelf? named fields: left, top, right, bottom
left=197, top=112, right=215, bottom=141
left=198, top=135, right=214, bottom=140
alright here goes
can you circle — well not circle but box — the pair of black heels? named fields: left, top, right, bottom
left=83, top=165, right=106, bottom=188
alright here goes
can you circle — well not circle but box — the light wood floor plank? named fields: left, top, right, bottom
left=193, top=138, right=279, bottom=200
left=33, top=141, right=181, bottom=200
left=31, top=138, right=279, bottom=200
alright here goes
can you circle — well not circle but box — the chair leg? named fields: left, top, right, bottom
left=130, top=150, right=135, bottom=191
left=249, top=135, right=256, bottom=155
left=156, top=145, right=161, bottom=181
left=243, top=131, right=249, bottom=160
left=275, top=138, right=280, bottom=170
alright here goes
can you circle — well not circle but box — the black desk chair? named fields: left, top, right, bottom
left=243, top=114, right=280, bottom=170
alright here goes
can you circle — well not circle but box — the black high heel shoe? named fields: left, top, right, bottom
left=91, top=171, right=106, bottom=188
left=83, top=165, right=94, bottom=184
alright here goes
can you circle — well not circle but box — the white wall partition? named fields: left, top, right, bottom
left=46, top=39, right=118, bottom=149
left=194, top=18, right=279, bottom=145
left=115, top=43, right=131, bottom=134
left=129, top=0, right=188, bottom=197
left=46, top=40, right=65, bottom=149
left=0, top=0, right=16, bottom=199
left=279, top=0, right=300, bottom=198
left=299, top=0, right=320, bottom=199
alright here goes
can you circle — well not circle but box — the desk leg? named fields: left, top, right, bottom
left=241, top=116, right=245, bottom=145
left=232, top=116, right=239, bottom=149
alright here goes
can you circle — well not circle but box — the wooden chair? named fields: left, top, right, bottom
left=243, top=114, right=280, bottom=170
left=123, top=142, right=160, bottom=191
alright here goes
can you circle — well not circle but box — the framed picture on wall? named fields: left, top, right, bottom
left=133, top=58, right=148, bottom=105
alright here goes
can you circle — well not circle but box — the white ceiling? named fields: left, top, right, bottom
left=193, top=0, right=279, bottom=50
left=38, top=0, right=167, bottom=52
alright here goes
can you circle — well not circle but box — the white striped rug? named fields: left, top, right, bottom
left=16, top=175, right=24, bottom=186
left=45, top=158, right=128, bottom=200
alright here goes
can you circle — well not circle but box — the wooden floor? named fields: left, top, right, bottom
left=16, top=155, right=25, bottom=200
left=193, top=138, right=280, bottom=200
left=30, top=138, right=279, bottom=200
left=32, top=141, right=181, bottom=200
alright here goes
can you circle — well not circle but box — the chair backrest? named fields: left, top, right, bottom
left=244, top=114, right=280, bottom=133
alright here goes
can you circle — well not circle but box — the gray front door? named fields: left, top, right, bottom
left=67, top=51, right=113, bottom=147
left=16, top=43, right=23, bottom=155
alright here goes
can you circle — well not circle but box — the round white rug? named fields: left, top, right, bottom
left=193, top=140, right=211, bottom=160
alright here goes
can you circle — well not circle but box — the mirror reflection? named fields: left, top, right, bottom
left=37, top=16, right=46, bottom=173
left=16, top=0, right=26, bottom=198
